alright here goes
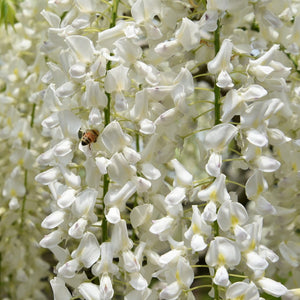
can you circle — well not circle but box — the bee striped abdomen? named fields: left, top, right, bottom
left=80, top=129, right=99, bottom=147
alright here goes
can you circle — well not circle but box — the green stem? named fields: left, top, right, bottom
left=214, top=83, right=221, bottom=125
left=20, top=103, right=36, bottom=230
left=0, top=252, right=2, bottom=290
left=102, top=174, right=109, bottom=242
left=213, top=19, right=221, bottom=125
left=188, top=284, right=212, bottom=292
left=104, top=89, right=111, bottom=126
left=102, top=0, right=120, bottom=242
left=135, top=133, right=140, bottom=152
left=213, top=19, right=221, bottom=300
left=214, top=19, right=220, bottom=55
left=109, top=0, right=119, bottom=28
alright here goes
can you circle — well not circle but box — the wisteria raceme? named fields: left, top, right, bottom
left=0, top=0, right=299, bottom=299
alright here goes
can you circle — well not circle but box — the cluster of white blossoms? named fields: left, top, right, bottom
left=0, top=0, right=300, bottom=299
left=0, top=0, right=51, bottom=299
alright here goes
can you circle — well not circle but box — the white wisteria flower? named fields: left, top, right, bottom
left=0, top=0, right=298, bottom=299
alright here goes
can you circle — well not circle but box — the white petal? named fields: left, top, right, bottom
left=259, top=245, right=279, bottom=263
left=78, top=282, right=101, bottom=300
left=58, top=258, right=80, bottom=278
left=154, top=108, right=179, bottom=126
left=279, top=242, right=299, bottom=267
left=256, top=156, right=281, bottom=172
left=123, top=146, right=141, bottom=164
left=57, top=188, right=76, bottom=208
left=141, top=163, right=161, bottom=180
left=41, top=10, right=61, bottom=27
left=175, top=18, right=200, bottom=51
left=76, top=0, right=99, bottom=13
left=41, top=113, right=60, bottom=129
left=132, top=176, right=151, bottom=193
left=205, top=152, right=222, bottom=177
left=159, top=281, right=181, bottom=299
left=83, top=79, right=108, bottom=108
left=68, top=218, right=88, bottom=239
left=54, top=139, right=73, bottom=156
left=39, top=230, right=64, bottom=248
left=247, top=129, right=268, bottom=147
left=108, top=152, right=134, bottom=184
left=101, top=121, right=130, bottom=153
left=159, top=249, right=182, bottom=265
left=234, top=225, right=249, bottom=242
left=104, top=181, right=136, bottom=207
left=268, top=128, right=291, bottom=145
left=207, top=39, right=233, bottom=74
left=95, top=157, right=110, bottom=175
left=65, top=35, right=95, bottom=63
left=106, top=207, right=121, bottom=224
left=41, top=210, right=65, bottom=229
left=217, top=70, right=234, bottom=88
left=58, top=110, right=82, bottom=139
left=149, top=216, right=173, bottom=234
left=130, top=204, right=153, bottom=228
left=100, top=273, right=114, bottom=299
left=69, top=63, right=86, bottom=80
left=241, top=84, right=268, bottom=100
left=245, top=170, right=268, bottom=199
left=258, top=277, right=288, bottom=297
left=59, top=165, right=81, bottom=188
left=72, top=232, right=100, bottom=268
left=165, top=187, right=186, bottom=205
left=72, top=189, right=97, bottom=218
left=56, top=81, right=77, bottom=97
left=129, top=273, right=148, bottom=291
left=213, top=266, right=229, bottom=287
left=217, top=202, right=231, bottom=231
left=203, top=201, right=217, bottom=222
left=50, top=277, right=72, bottom=300
left=104, top=65, right=130, bottom=93
left=249, top=65, right=273, bottom=81
left=171, top=159, right=193, bottom=186
left=177, top=256, right=194, bottom=288
left=123, top=251, right=140, bottom=273
left=97, top=22, right=126, bottom=49
left=221, top=89, right=243, bottom=122
left=205, top=123, right=237, bottom=152
left=246, top=251, right=268, bottom=270
left=35, top=168, right=59, bottom=185
left=226, top=281, right=259, bottom=299
left=256, top=195, right=277, bottom=215
left=9, top=197, right=19, bottom=210
left=139, top=119, right=156, bottom=135
left=191, top=234, right=207, bottom=252
left=155, top=40, right=181, bottom=58
left=205, top=237, right=241, bottom=267
left=125, top=288, right=152, bottom=300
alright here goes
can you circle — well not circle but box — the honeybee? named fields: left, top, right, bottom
left=78, top=129, right=99, bottom=148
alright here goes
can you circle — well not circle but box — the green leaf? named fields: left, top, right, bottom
left=0, top=0, right=17, bottom=28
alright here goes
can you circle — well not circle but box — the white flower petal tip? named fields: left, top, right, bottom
left=41, top=210, right=65, bottom=229
left=204, top=123, right=237, bottom=152
left=129, top=273, right=148, bottom=291
left=106, top=207, right=121, bottom=224
left=258, top=277, right=288, bottom=297
left=35, top=168, right=59, bottom=185
left=171, top=159, right=193, bottom=187
left=141, top=163, right=161, bottom=180
left=65, top=35, right=95, bottom=63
